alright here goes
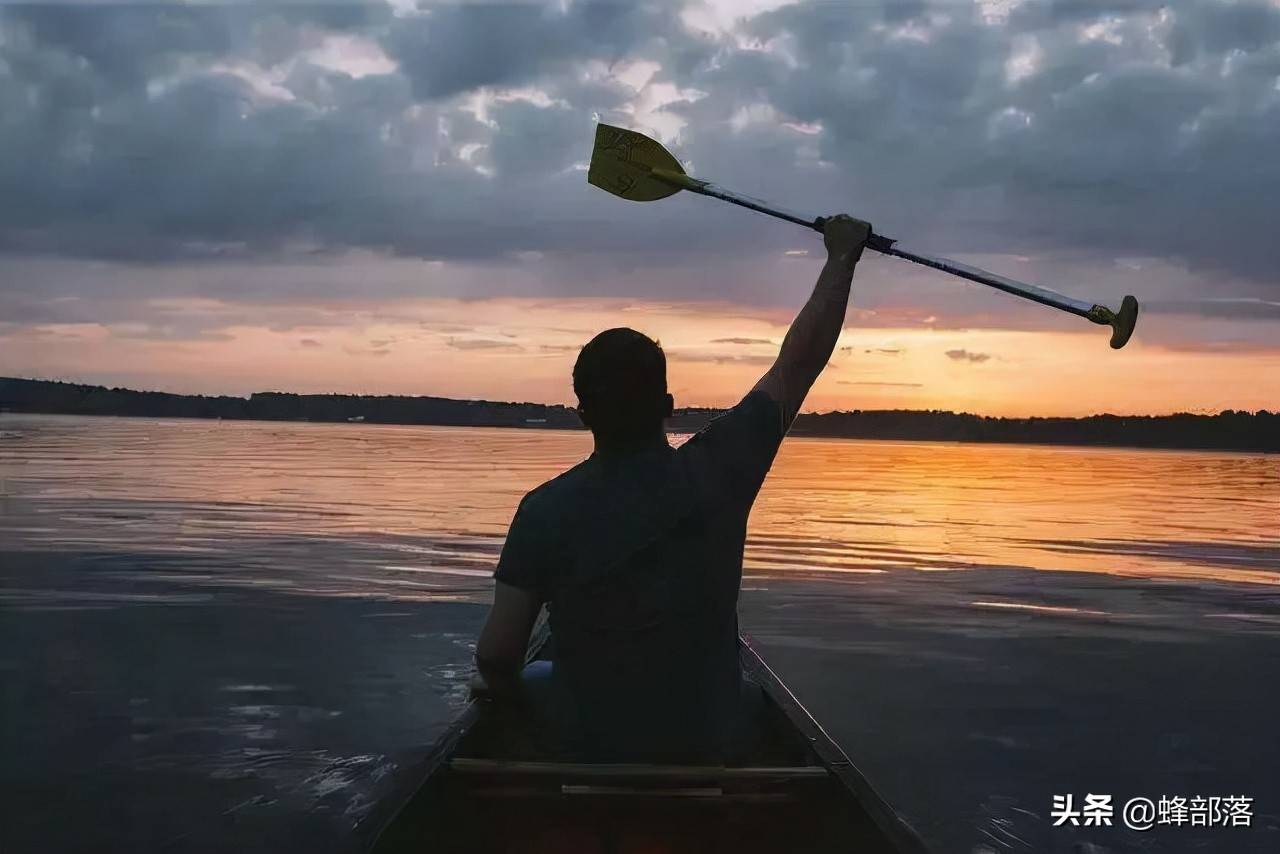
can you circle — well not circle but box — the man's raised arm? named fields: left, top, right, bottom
left=752, top=214, right=871, bottom=423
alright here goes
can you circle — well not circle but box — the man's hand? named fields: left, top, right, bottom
left=823, top=214, right=872, bottom=270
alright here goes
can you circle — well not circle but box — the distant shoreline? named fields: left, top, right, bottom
left=2, top=377, right=1276, bottom=453
left=5, top=409, right=1275, bottom=458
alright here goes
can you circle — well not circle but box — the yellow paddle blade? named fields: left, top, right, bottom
left=587, top=123, right=691, bottom=202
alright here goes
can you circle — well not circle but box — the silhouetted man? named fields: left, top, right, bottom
left=475, top=215, right=872, bottom=761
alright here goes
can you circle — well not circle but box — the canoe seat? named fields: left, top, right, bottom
left=451, top=758, right=833, bottom=805
left=450, top=758, right=830, bottom=783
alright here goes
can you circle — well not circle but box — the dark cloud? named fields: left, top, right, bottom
left=299, top=338, right=322, bottom=348
left=385, top=1, right=687, bottom=101
left=6, top=5, right=240, bottom=87
left=731, top=0, right=1280, bottom=283
left=945, top=349, right=992, bottom=363
left=710, top=337, right=774, bottom=345
left=487, top=98, right=592, bottom=179
left=2, top=3, right=387, bottom=89
left=1160, top=1, right=1280, bottom=62
left=0, top=0, right=1278, bottom=343
left=1008, top=0, right=1170, bottom=31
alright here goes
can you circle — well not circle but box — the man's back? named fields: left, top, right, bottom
left=473, top=215, right=871, bottom=762
left=494, top=391, right=785, bottom=760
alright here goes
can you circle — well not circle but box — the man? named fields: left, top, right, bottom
left=474, top=214, right=872, bottom=761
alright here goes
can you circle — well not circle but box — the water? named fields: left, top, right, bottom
left=1, top=414, right=1277, bottom=852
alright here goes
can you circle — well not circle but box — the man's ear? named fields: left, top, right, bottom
left=662, top=393, right=674, bottom=419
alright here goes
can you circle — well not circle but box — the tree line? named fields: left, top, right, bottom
left=2, top=377, right=1274, bottom=452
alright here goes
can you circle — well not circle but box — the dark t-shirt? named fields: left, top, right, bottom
left=494, top=391, right=786, bottom=761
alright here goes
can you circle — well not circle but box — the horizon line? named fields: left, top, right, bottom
left=3, top=375, right=1273, bottom=421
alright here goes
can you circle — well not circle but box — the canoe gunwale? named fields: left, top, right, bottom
left=739, top=633, right=931, bottom=854
left=357, top=620, right=552, bottom=846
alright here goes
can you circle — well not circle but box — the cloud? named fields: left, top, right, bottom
left=445, top=337, right=524, bottom=351
left=342, top=344, right=392, bottom=358
left=1, top=0, right=1278, bottom=367
left=1143, top=298, right=1280, bottom=319
left=666, top=350, right=777, bottom=366
left=710, top=337, right=775, bottom=345
left=839, top=346, right=903, bottom=356
left=299, top=338, right=322, bottom=348
left=837, top=380, right=924, bottom=387
left=945, top=349, right=992, bottom=363
left=385, top=2, right=686, bottom=102
left=2, top=4, right=370, bottom=88
left=733, top=0, right=1280, bottom=283
left=104, top=324, right=234, bottom=343
left=1, top=0, right=1273, bottom=283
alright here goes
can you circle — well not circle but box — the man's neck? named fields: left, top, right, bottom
left=592, top=430, right=670, bottom=458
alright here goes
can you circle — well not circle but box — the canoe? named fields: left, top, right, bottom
left=363, top=629, right=930, bottom=853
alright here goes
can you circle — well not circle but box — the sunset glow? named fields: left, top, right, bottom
left=4, top=292, right=1276, bottom=417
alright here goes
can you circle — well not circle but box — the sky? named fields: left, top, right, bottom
left=1, top=0, right=1278, bottom=417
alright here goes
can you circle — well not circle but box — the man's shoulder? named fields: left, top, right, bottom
left=518, top=457, right=596, bottom=519
left=679, top=390, right=783, bottom=452
left=673, top=390, right=785, bottom=503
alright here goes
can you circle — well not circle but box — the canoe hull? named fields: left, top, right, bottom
left=365, top=633, right=929, bottom=853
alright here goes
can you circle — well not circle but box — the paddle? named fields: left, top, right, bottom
left=587, top=123, right=1139, bottom=349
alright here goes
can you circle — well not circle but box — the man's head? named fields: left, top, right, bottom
left=573, top=328, right=674, bottom=442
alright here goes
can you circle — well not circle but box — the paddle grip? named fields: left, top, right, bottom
left=813, top=217, right=896, bottom=253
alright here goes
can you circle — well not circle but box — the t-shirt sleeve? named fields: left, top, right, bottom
left=678, top=390, right=787, bottom=508
left=492, top=494, right=551, bottom=599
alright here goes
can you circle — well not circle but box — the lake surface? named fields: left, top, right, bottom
left=1, top=414, right=1277, bottom=853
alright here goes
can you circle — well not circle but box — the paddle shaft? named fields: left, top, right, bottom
left=682, top=178, right=1098, bottom=321
left=873, top=240, right=1095, bottom=318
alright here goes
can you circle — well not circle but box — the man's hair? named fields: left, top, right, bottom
left=573, top=328, right=668, bottom=438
